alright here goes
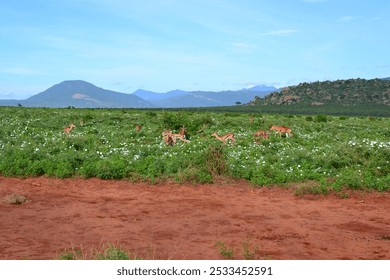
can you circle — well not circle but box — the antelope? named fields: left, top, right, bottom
left=162, top=130, right=174, bottom=145
left=170, top=126, right=190, bottom=143
left=211, top=132, right=236, bottom=144
left=63, top=123, right=76, bottom=134
left=269, top=125, right=293, bottom=138
left=135, top=124, right=142, bottom=133
left=253, top=129, right=269, bottom=139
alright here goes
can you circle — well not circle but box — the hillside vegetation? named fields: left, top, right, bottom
left=249, top=78, right=390, bottom=106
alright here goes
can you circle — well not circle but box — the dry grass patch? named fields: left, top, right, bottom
left=57, top=242, right=152, bottom=260
left=2, top=193, right=29, bottom=205
left=291, top=181, right=329, bottom=196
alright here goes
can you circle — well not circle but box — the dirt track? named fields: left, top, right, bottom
left=0, top=176, right=389, bottom=260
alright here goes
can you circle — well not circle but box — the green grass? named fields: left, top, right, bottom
left=215, top=239, right=261, bottom=260
left=57, top=243, right=136, bottom=260
left=0, top=107, right=389, bottom=191
left=215, top=241, right=235, bottom=259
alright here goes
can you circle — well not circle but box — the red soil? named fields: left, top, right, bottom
left=0, top=176, right=389, bottom=260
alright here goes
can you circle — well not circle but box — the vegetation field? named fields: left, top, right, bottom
left=0, top=107, right=389, bottom=192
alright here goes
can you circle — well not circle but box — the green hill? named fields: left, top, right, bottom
left=249, top=78, right=390, bottom=106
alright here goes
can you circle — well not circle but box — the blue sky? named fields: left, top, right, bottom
left=1, top=0, right=389, bottom=99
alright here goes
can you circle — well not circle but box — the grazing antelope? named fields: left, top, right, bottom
left=162, top=130, right=174, bottom=145
left=135, top=124, right=142, bottom=133
left=170, top=126, right=190, bottom=143
left=211, top=132, right=236, bottom=144
left=63, top=123, right=76, bottom=134
left=253, top=129, right=269, bottom=139
left=269, top=125, right=293, bottom=138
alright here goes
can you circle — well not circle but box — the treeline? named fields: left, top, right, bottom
left=177, top=104, right=390, bottom=117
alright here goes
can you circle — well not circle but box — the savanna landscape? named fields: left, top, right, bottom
left=1, top=107, right=389, bottom=260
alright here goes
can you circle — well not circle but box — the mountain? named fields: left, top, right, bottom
left=154, top=88, right=276, bottom=108
left=132, top=85, right=277, bottom=108
left=0, top=99, right=21, bottom=106
left=5, top=80, right=152, bottom=108
left=0, top=80, right=277, bottom=108
left=247, top=78, right=390, bottom=106
left=242, top=85, right=278, bottom=92
left=133, top=89, right=188, bottom=101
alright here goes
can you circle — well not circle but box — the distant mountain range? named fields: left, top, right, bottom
left=247, top=78, right=390, bottom=106
left=2, top=78, right=389, bottom=108
left=0, top=80, right=277, bottom=108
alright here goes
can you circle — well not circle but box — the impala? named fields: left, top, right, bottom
left=211, top=132, right=236, bottom=144
left=170, top=127, right=190, bottom=143
left=253, top=129, right=269, bottom=139
left=63, top=123, right=76, bottom=134
left=135, top=124, right=142, bottom=133
left=269, top=125, right=293, bottom=138
left=162, top=130, right=174, bottom=145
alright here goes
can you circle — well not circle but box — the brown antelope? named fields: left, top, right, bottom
left=170, top=126, right=190, bottom=143
left=63, top=123, right=76, bottom=134
left=135, top=124, right=142, bottom=133
left=253, top=129, right=269, bottom=139
left=211, top=132, right=236, bottom=144
left=269, top=125, right=293, bottom=138
left=162, top=130, right=174, bottom=145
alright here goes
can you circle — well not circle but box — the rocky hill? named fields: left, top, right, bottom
left=248, top=78, right=390, bottom=106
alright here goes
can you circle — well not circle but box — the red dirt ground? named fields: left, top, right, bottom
left=0, top=176, right=389, bottom=260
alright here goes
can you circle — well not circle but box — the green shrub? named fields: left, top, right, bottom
left=315, top=115, right=328, bottom=122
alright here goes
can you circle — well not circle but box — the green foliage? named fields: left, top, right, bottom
left=160, top=111, right=183, bottom=130
left=215, top=239, right=261, bottom=260
left=205, top=145, right=229, bottom=177
left=315, top=115, right=328, bottom=122
left=255, top=78, right=390, bottom=107
left=95, top=244, right=130, bottom=260
left=215, top=241, right=235, bottom=259
left=242, top=239, right=259, bottom=260
left=57, top=243, right=132, bottom=260
left=0, top=107, right=389, bottom=191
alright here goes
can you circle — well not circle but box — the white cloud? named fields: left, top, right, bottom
left=0, top=67, right=46, bottom=76
left=257, top=29, right=299, bottom=36
left=229, top=42, right=257, bottom=53
left=339, top=16, right=355, bottom=22
left=302, top=0, right=327, bottom=2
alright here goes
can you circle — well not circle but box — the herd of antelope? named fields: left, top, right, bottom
left=160, top=124, right=292, bottom=146
left=210, top=125, right=292, bottom=145
left=63, top=118, right=293, bottom=146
